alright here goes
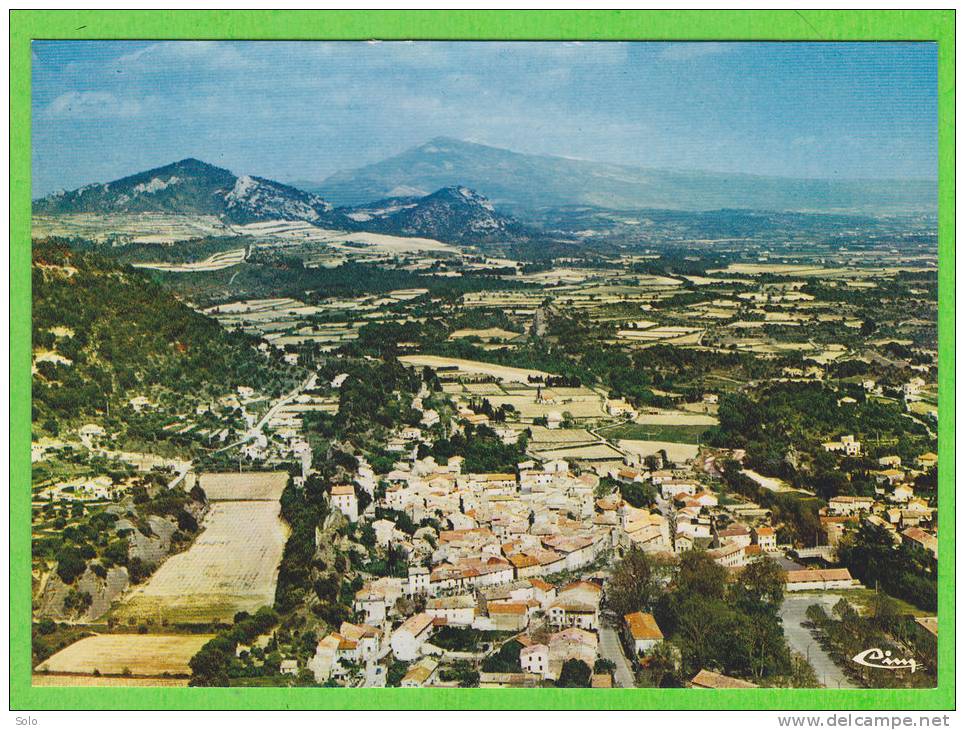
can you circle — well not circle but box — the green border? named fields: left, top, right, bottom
left=9, top=9, right=955, bottom=711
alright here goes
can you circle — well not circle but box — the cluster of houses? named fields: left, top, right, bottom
left=304, top=575, right=609, bottom=687
left=294, top=366, right=938, bottom=688
left=609, top=462, right=783, bottom=572
left=820, top=452, right=938, bottom=561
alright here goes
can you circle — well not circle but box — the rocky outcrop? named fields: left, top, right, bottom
left=37, top=565, right=130, bottom=621
left=128, top=515, right=179, bottom=567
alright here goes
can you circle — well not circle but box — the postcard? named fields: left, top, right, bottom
left=10, top=10, right=954, bottom=713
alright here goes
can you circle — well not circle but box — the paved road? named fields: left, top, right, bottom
left=215, top=373, right=317, bottom=453
left=599, top=626, right=636, bottom=688
left=780, top=594, right=858, bottom=689
left=253, top=372, right=318, bottom=433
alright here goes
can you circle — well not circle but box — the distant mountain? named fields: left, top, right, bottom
left=313, top=137, right=936, bottom=215
left=34, top=158, right=334, bottom=225
left=333, top=186, right=531, bottom=244
left=33, top=156, right=531, bottom=247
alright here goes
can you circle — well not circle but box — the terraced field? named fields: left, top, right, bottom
left=35, top=634, right=214, bottom=678
left=114, top=501, right=288, bottom=625
left=114, top=472, right=289, bottom=625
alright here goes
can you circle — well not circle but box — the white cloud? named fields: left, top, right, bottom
left=116, top=41, right=248, bottom=72
left=45, top=91, right=142, bottom=119
left=658, top=42, right=735, bottom=62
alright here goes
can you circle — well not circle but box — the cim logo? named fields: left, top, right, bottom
left=851, top=648, right=919, bottom=673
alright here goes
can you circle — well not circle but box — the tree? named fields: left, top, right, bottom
left=55, top=547, right=87, bottom=584
left=188, top=642, right=232, bottom=687
left=386, top=660, right=408, bottom=687
left=556, top=659, right=591, bottom=687
left=482, top=639, right=523, bottom=673
left=785, top=652, right=821, bottom=688
left=675, top=550, right=727, bottom=600
left=640, top=640, right=681, bottom=688
left=606, top=547, right=663, bottom=616
left=731, top=557, right=787, bottom=612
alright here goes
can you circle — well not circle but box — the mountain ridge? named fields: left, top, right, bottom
left=33, top=158, right=530, bottom=247
left=34, top=158, right=335, bottom=225
left=332, top=185, right=531, bottom=244
left=311, top=137, right=937, bottom=215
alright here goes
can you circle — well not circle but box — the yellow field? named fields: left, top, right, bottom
left=198, top=471, right=289, bottom=501
left=485, top=394, right=607, bottom=420
left=114, top=501, right=288, bottom=624
left=527, top=426, right=599, bottom=445
left=32, top=213, right=232, bottom=243
left=399, top=355, right=550, bottom=383
left=531, top=443, right=625, bottom=461
left=35, top=634, right=214, bottom=677
left=456, top=382, right=504, bottom=395
left=322, top=230, right=458, bottom=253
left=33, top=674, right=190, bottom=687
left=131, top=248, right=246, bottom=272
left=449, top=328, right=522, bottom=342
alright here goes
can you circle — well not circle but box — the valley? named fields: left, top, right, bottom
left=30, top=142, right=939, bottom=691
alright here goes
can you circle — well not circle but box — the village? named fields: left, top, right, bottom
left=234, top=346, right=940, bottom=689
left=30, top=228, right=940, bottom=690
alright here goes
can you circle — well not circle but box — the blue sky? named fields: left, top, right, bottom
left=31, top=41, right=937, bottom=196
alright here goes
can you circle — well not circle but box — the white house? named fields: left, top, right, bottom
left=707, top=542, right=746, bottom=568
left=406, top=566, right=430, bottom=596
left=892, top=484, right=915, bottom=503
left=547, top=581, right=602, bottom=631
left=330, top=484, right=359, bottom=522
left=660, top=480, right=698, bottom=500
left=426, top=594, right=476, bottom=627
left=822, top=434, right=861, bottom=456
left=827, top=495, right=874, bottom=516
left=624, top=611, right=664, bottom=656
left=752, top=526, right=777, bottom=551
left=338, top=621, right=383, bottom=662
left=390, top=613, right=436, bottom=661
left=520, top=643, right=550, bottom=678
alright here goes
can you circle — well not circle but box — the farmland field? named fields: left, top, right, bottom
left=398, top=355, right=550, bottom=383
left=114, top=501, right=288, bottom=624
left=634, top=411, right=719, bottom=427
left=198, top=471, right=289, bottom=501
left=485, top=394, right=607, bottom=420
left=31, top=212, right=233, bottom=243
left=527, top=426, right=599, bottom=445
left=530, top=442, right=625, bottom=461
left=449, top=327, right=522, bottom=342
left=618, top=440, right=701, bottom=464
left=132, top=248, right=247, bottom=272
left=600, top=422, right=710, bottom=444
left=33, top=674, right=190, bottom=687
left=34, top=634, right=214, bottom=677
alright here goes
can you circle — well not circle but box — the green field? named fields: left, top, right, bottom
left=825, top=588, right=931, bottom=618
left=599, top=423, right=710, bottom=444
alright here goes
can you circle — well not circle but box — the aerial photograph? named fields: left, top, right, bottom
left=29, top=40, right=938, bottom=690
